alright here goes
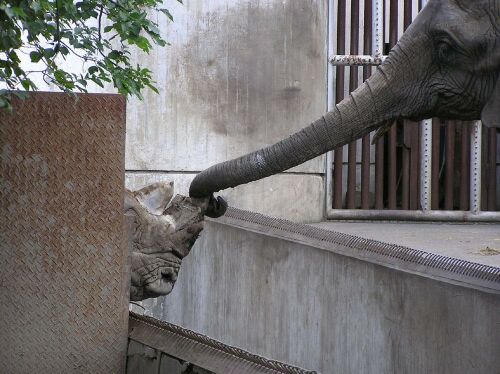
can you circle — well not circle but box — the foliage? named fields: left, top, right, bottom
left=0, top=0, right=181, bottom=109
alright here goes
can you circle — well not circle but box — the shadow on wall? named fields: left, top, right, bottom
left=181, top=1, right=324, bottom=138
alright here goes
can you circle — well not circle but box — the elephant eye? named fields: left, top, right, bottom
left=436, top=40, right=454, bottom=63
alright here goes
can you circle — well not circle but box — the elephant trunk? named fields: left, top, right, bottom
left=189, top=64, right=403, bottom=199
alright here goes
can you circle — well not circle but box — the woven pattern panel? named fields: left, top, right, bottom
left=0, top=93, right=128, bottom=373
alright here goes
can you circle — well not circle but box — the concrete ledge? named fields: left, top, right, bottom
left=215, top=208, right=500, bottom=295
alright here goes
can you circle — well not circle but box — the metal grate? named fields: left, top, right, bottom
left=129, top=312, right=318, bottom=374
left=326, top=0, right=500, bottom=221
left=0, top=93, right=129, bottom=373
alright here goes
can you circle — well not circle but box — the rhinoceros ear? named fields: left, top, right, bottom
left=133, top=181, right=175, bottom=215
left=481, top=76, right=500, bottom=128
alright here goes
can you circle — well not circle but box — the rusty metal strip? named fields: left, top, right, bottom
left=128, top=313, right=318, bottom=374
left=215, top=208, right=500, bottom=294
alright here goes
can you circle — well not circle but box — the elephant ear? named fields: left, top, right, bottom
left=481, top=75, right=500, bottom=128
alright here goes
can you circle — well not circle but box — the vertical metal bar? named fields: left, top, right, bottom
left=409, top=123, right=420, bottom=209
left=347, top=0, right=360, bottom=209
left=487, top=127, right=497, bottom=211
left=402, top=128, right=410, bottom=209
left=326, top=151, right=333, bottom=212
left=401, top=0, right=412, bottom=210
left=361, top=138, right=371, bottom=208
left=333, top=0, right=347, bottom=209
left=326, top=0, right=337, bottom=212
left=418, top=0, right=432, bottom=212
left=404, top=0, right=412, bottom=27
left=470, top=121, right=482, bottom=214
left=347, top=145, right=357, bottom=208
left=373, top=0, right=384, bottom=57
left=444, top=121, right=456, bottom=210
left=420, top=118, right=432, bottom=210
left=375, top=139, right=385, bottom=209
left=481, top=124, right=488, bottom=210
left=459, top=121, right=470, bottom=210
left=431, top=118, right=440, bottom=209
left=388, top=129, right=397, bottom=208
left=387, top=0, right=398, bottom=209
left=361, top=0, right=373, bottom=209
left=374, top=0, right=384, bottom=209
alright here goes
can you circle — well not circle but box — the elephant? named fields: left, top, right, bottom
left=188, top=0, right=499, bottom=214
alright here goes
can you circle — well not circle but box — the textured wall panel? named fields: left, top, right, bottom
left=125, top=0, right=328, bottom=174
left=0, top=93, right=129, bottom=373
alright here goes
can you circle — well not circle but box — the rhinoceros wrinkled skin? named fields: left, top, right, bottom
left=125, top=182, right=205, bottom=301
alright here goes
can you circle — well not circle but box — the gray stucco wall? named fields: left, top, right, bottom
left=136, top=221, right=500, bottom=374
left=125, top=0, right=328, bottom=221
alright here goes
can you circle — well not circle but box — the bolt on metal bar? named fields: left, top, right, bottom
left=470, top=121, right=482, bottom=213
left=420, top=119, right=433, bottom=210
left=330, top=54, right=387, bottom=65
left=373, top=0, right=384, bottom=57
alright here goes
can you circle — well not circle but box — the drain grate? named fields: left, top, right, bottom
left=129, top=312, right=318, bottom=374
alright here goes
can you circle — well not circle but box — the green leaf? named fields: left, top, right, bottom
left=43, top=48, right=55, bottom=59
left=88, top=66, right=99, bottom=75
left=21, top=79, right=31, bottom=90
left=54, top=69, right=67, bottom=84
left=30, top=51, right=42, bottom=62
left=159, top=8, right=173, bottom=21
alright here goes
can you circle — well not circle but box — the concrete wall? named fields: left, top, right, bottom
left=125, top=0, right=328, bottom=221
left=136, top=221, right=500, bottom=374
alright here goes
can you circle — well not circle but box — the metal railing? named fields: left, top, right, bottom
left=325, top=0, right=500, bottom=222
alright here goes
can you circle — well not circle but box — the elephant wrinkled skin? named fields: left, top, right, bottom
left=189, top=0, right=500, bottom=206
left=125, top=182, right=205, bottom=301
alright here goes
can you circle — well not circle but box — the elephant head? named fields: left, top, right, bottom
left=189, top=0, right=499, bottom=208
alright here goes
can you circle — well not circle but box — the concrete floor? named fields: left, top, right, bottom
left=312, top=221, right=500, bottom=267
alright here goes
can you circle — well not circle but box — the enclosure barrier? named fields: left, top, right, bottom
left=326, top=0, right=500, bottom=221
